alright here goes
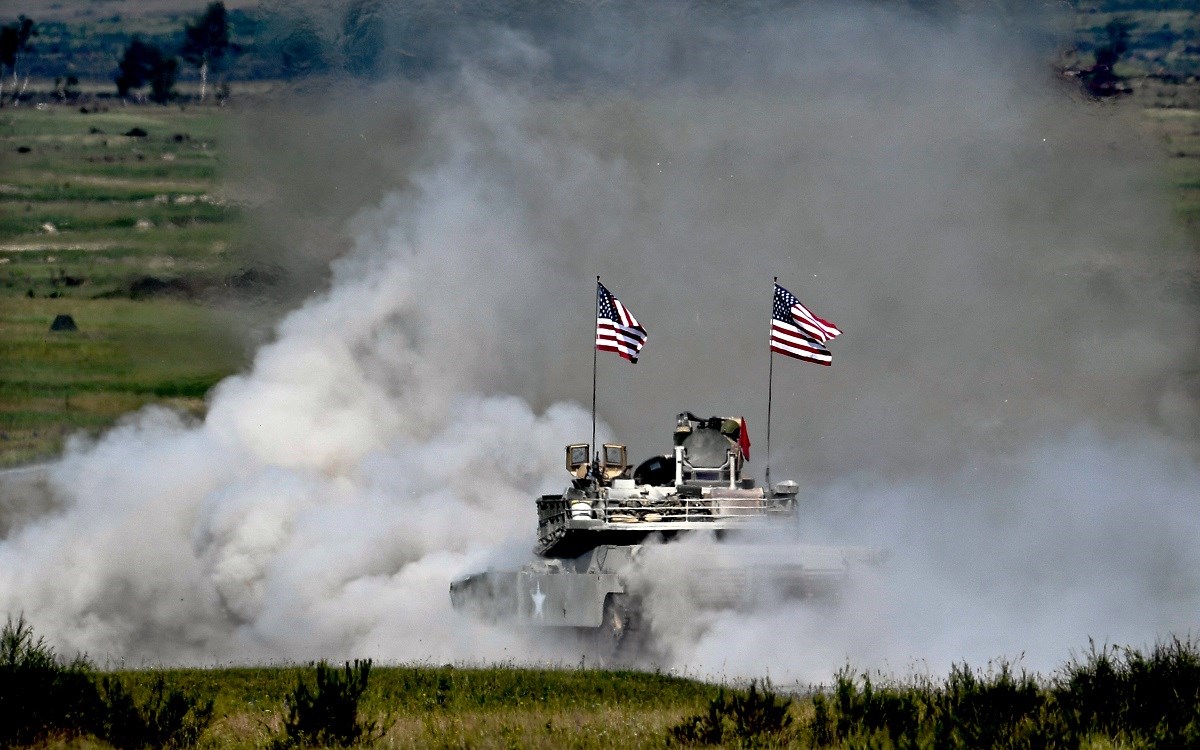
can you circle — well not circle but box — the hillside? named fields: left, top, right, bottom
left=7, top=1, right=1200, bottom=88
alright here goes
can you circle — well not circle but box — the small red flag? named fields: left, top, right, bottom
left=738, top=417, right=751, bottom=460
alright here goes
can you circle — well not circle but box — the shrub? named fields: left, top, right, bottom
left=279, top=659, right=377, bottom=748
left=669, top=680, right=793, bottom=746
left=932, top=661, right=1042, bottom=749
left=0, top=616, right=212, bottom=748
left=812, top=662, right=1045, bottom=749
left=818, top=666, right=928, bottom=748
left=1054, top=637, right=1200, bottom=747
left=99, top=674, right=214, bottom=749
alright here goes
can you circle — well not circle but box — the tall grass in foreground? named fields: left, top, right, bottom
left=0, top=616, right=213, bottom=748
left=670, top=680, right=794, bottom=746
left=0, top=614, right=100, bottom=746
left=7, top=613, right=1200, bottom=748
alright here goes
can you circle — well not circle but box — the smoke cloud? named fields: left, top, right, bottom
left=2, top=1, right=1198, bottom=681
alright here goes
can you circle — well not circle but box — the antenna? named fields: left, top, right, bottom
left=591, top=275, right=600, bottom=483
left=766, top=276, right=776, bottom=490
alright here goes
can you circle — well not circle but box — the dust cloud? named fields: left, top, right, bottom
left=2, top=1, right=1198, bottom=680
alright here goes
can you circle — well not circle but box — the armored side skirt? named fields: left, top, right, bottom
left=450, top=543, right=860, bottom=629
left=450, top=569, right=624, bottom=627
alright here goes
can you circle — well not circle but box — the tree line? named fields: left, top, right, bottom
left=116, top=1, right=231, bottom=104
left=1, top=1, right=1155, bottom=106
left=0, top=2, right=231, bottom=106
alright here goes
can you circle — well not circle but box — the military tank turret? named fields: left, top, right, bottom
left=450, top=412, right=877, bottom=662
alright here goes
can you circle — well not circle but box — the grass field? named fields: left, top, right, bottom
left=144, top=665, right=724, bottom=749
left=0, top=105, right=246, bottom=466
left=1146, top=105, right=1200, bottom=231
left=13, top=660, right=730, bottom=750
left=7, top=638, right=1200, bottom=748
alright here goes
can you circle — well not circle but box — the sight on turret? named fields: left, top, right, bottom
left=537, top=412, right=796, bottom=558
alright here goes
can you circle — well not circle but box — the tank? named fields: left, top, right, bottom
left=449, top=411, right=879, bottom=662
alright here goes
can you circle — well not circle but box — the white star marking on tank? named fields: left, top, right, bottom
left=531, top=581, right=546, bottom=619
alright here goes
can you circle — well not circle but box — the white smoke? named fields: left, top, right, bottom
left=662, top=429, right=1200, bottom=681
left=2, top=1, right=1199, bottom=681
left=0, top=133, right=604, bottom=664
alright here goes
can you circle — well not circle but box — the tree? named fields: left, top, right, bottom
left=341, top=0, right=386, bottom=77
left=277, top=18, right=331, bottom=77
left=115, top=37, right=177, bottom=104
left=0, top=16, right=36, bottom=106
left=54, top=75, right=79, bottom=101
left=1080, top=19, right=1134, bottom=98
left=149, top=55, right=179, bottom=104
left=181, top=2, right=229, bottom=102
left=115, top=37, right=154, bottom=97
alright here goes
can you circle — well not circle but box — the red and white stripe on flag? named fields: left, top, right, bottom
left=771, top=282, right=837, bottom=365
left=770, top=319, right=832, bottom=365
left=789, top=301, right=841, bottom=343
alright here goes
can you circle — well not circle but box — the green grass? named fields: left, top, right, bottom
left=0, top=183, right=207, bottom=202
left=6, top=161, right=221, bottom=183
left=11, top=639, right=1200, bottom=749
left=0, top=105, right=249, bottom=466
left=148, top=664, right=721, bottom=717
left=0, top=297, right=242, bottom=465
left=0, top=201, right=237, bottom=235
left=1141, top=103, right=1200, bottom=238
left=0, top=108, right=226, bottom=141
left=32, top=665, right=725, bottom=750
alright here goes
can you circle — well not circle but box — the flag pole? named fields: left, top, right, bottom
left=766, top=276, right=776, bottom=490
left=592, top=275, right=599, bottom=462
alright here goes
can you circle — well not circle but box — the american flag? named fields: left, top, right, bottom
left=771, top=283, right=839, bottom=365
left=596, top=281, right=647, bottom=363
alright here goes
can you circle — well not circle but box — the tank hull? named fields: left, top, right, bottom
left=450, top=542, right=861, bottom=629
